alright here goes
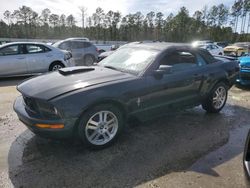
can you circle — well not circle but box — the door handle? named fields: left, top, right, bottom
left=17, top=57, right=25, bottom=60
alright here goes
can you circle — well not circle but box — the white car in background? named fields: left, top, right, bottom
left=0, top=42, right=74, bottom=77
left=198, top=44, right=224, bottom=56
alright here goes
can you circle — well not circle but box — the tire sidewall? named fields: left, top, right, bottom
left=207, top=82, right=228, bottom=113
left=77, top=104, right=124, bottom=149
left=84, top=55, right=94, bottom=66
left=49, top=62, right=63, bottom=71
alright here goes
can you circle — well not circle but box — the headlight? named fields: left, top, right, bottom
left=36, top=100, right=60, bottom=118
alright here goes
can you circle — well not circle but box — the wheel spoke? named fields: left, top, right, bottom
left=103, top=132, right=109, bottom=140
left=103, top=112, right=107, bottom=122
left=88, top=120, right=99, bottom=126
left=89, top=131, right=98, bottom=140
left=85, top=110, right=119, bottom=145
left=107, top=118, right=115, bottom=125
left=106, top=130, right=112, bottom=137
left=93, top=133, right=101, bottom=141
left=87, top=125, right=97, bottom=130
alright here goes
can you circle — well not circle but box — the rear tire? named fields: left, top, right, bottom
left=77, top=104, right=124, bottom=149
left=202, top=82, right=228, bottom=113
left=49, top=62, right=64, bottom=71
left=84, top=55, right=95, bottom=66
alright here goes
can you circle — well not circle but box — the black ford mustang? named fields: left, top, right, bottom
left=14, top=42, right=239, bottom=148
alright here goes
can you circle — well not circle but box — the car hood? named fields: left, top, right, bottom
left=17, top=66, right=134, bottom=100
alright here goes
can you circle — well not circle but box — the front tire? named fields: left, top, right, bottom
left=202, top=82, right=228, bottom=113
left=78, top=104, right=124, bottom=149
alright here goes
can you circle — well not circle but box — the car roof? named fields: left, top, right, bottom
left=121, top=42, right=192, bottom=51
left=0, top=42, right=49, bottom=48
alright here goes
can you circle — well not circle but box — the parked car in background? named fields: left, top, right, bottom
left=0, top=42, right=74, bottom=77
left=95, top=44, right=112, bottom=53
left=237, top=54, right=250, bottom=85
left=224, top=43, right=249, bottom=57
left=97, top=51, right=115, bottom=62
left=53, top=39, right=98, bottom=66
left=192, top=40, right=213, bottom=47
left=14, top=42, right=238, bottom=148
left=215, top=41, right=228, bottom=48
left=198, top=43, right=224, bottom=56
left=66, top=37, right=90, bottom=41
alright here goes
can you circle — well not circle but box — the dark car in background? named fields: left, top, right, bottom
left=14, top=42, right=239, bottom=149
left=53, top=38, right=98, bottom=66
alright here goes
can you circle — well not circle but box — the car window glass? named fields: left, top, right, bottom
left=0, top=45, right=19, bottom=56
left=83, top=42, right=91, bottom=48
left=44, top=46, right=51, bottom=52
left=59, top=41, right=71, bottom=50
left=211, top=45, right=217, bottom=49
left=196, top=54, right=207, bottom=66
left=26, top=44, right=44, bottom=54
left=207, top=45, right=212, bottom=50
left=71, top=41, right=84, bottom=49
left=160, top=51, right=197, bottom=72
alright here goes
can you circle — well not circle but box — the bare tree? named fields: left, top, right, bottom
left=79, top=6, right=87, bottom=29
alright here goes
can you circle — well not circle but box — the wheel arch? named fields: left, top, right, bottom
left=73, top=99, right=128, bottom=135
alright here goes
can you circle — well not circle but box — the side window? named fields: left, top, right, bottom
left=26, top=44, right=44, bottom=54
left=71, top=41, right=84, bottom=49
left=59, top=41, right=71, bottom=50
left=83, top=42, right=91, bottom=48
left=159, top=51, right=197, bottom=72
left=207, top=45, right=212, bottom=50
left=0, top=45, right=19, bottom=56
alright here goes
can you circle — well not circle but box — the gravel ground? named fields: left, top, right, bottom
left=0, top=77, right=250, bottom=188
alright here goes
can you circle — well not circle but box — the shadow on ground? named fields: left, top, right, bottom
left=0, top=76, right=31, bottom=87
left=8, top=104, right=250, bottom=188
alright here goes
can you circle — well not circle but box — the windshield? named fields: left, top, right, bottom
left=98, top=47, right=158, bottom=75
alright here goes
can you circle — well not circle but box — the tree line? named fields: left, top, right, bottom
left=0, top=0, right=250, bottom=43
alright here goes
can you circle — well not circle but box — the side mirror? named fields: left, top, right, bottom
left=158, top=65, right=172, bottom=73
left=153, top=65, right=172, bottom=79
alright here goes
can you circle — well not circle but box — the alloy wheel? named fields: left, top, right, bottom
left=85, top=111, right=118, bottom=145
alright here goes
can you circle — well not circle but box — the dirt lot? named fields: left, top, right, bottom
left=0, top=77, right=250, bottom=188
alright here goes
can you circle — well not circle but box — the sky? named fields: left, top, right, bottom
left=0, top=0, right=235, bottom=26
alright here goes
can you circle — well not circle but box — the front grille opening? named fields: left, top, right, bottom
left=23, top=95, right=37, bottom=113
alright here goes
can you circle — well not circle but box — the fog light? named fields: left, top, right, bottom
left=35, top=124, right=64, bottom=129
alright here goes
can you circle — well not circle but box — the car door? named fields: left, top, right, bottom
left=25, top=44, right=50, bottom=73
left=0, top=44, right=28, bottom=76
left=139, top=50, right=205, bottom=116
left=70, top=41, right=85, bottom=66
